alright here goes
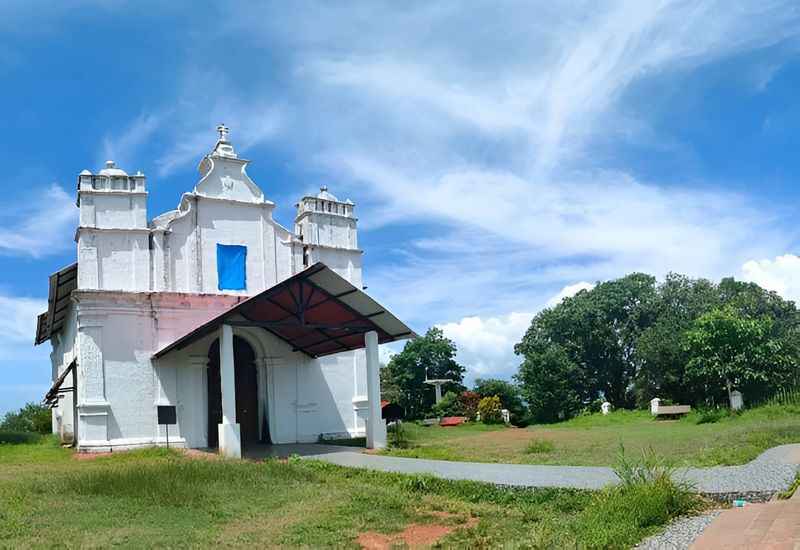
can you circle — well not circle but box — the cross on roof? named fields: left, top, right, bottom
left=217, top=123, right=230, bottom=142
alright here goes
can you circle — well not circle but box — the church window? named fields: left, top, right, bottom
left=217, top=244, right=247, bottom=291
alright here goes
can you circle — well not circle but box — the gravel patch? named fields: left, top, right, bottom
left=677, top=444, right=800, bottom=498
left=635, top=511, right=720, bottom=550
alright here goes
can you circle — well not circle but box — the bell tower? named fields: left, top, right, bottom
left=76, top=161, right=150, bottom=291
left=294, top=186, right=362, bottom=286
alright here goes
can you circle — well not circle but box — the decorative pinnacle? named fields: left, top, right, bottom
left=216, top=123, right=230, bottom=142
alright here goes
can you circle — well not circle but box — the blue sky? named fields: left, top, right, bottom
left=2, top=1, right=800, bottom=415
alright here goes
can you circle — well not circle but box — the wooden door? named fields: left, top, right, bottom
left=207, top=347, right=222, bottom=449
left=207, top=336, right=258, bottom=448
left=235, top=355, right=259, bottom=447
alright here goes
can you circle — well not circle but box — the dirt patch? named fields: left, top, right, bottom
left=182, top=448, right=221, bottom=461
left=357, top=512, right=477, bottom=549
left=72, top=452, right=113, bottom=461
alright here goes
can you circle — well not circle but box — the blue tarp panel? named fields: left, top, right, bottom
left=217, top=244, right=247, bottom=291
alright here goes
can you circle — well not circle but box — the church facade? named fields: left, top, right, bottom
left=36, top=126, right=413, bottom=456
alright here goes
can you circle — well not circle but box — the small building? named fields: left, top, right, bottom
left=37, top=126, right=415, bottom=457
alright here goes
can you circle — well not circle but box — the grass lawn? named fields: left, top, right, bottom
left=0, top=438, right=698, bottom=549
left=384, top=403, right=800, bottom=467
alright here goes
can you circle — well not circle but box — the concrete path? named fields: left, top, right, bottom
left=690, top=500, right=800, bottom=549
left=689, top=474, right=800, bottom=549
left=250, top=443, right=800, bottom=498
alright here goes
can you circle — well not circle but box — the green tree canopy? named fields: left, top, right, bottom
left=380, top=327, right=465, bottom=419
left=0, top=403, right=52, bottom=434
left=684, top=306, right=796, bottom=404
left=515, top=272, right=800, bottom=421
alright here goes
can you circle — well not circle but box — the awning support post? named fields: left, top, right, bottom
left=365, top=330, right=386, bottom=449
left=218, top=324, right=241, bottom=458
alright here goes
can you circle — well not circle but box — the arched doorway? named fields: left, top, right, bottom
left=207, top=336, right=261, bottom=449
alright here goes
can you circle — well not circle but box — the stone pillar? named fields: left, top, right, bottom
left=218, top=324, right=241, bottom=458
left=365, top=331, right=386, bottom=449
left=434, top=383, right=443, bottom=404
left=650, top=397, right=660, bottom=416
left=730, top=390, right=743, bottom=411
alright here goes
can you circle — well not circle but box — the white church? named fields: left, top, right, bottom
left=36, top=126, right=414, bottom=457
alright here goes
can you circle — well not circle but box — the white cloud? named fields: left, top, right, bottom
left=741, top=254, right=800, bottom=303
left=438, top=312, right=534, bottom=383
left=436, top=282, right=600, bottom=382
left=0, top=184, right=77, bottom=257
left=101, top=113, right=162, bottom=171
left=378, top=345, right=397, bottom=366
left=0, top=294, right=48, bottom=361
left=546, top=282, right=597, bottom=308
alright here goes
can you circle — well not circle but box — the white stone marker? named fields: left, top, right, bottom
left=365, top=330, right=387, bottom=449
left=601, top=402, right=611, bottom=415
left=650, top=397, right=660, bottom=416
left=730, top=390, right=744, bottom=411
left=218, top=324, right=241, bottom=458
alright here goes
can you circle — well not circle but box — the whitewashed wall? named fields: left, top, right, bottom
left=50, top=305, right=78, bottom=444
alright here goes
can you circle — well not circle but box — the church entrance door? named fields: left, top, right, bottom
left=207, top=336, right=260, bottom=449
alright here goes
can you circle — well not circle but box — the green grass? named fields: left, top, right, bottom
left=382, top=403, right=800, bottom=467
left=525, top=438, right=555, bottom=454
left=0, top=437, right=699, bottom=548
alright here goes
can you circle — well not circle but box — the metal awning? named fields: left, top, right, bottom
left=44, top=359, right=76, bottom=408
left=35, top=263, right=78, bottom=345
left=153, top=262, right=416, bottom=359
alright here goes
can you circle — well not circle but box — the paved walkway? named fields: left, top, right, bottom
left=249, top=443, right=800, bottom=497
left=691, top=494, right=800, bottom=549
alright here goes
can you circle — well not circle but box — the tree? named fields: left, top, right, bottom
left=515, top=342, right=582, bottom=422
left=684, top=306, right=796, bottom=405
left=473, top=378, right=526, bottom=419
left=515, top=270, right=800, bottom=418
left=515, top=273, right=657, bottom=418
left=633, top=274, right=719, bottom=407
left=380, top=327, right=465, bottom=419
left=0, top=403, right=52, bottom=434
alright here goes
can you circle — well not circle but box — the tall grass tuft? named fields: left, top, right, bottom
left=568, top=444, right=700, bottom=547
left=525, top=438, right=555, bottom=454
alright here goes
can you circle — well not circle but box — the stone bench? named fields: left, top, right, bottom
left=655, top=405, right=691, bottom=418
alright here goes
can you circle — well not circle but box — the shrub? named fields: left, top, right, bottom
left=473, top=378, right=526, bottom=419
left=525, top=438, right=554, bottom=454
left=511, top=414, right=534, bottom=428
left=387, top=421, right=409, bottom=449
left=684, top=407, right=732, bottom=425
left=460, top=391, right=480, bottom=420
left=478, top=395, right=503, bottom=424
left=0, top=403, right=52, bottom=434
left=431, top=391, right=465, bottom=417
left=0, top=431, right=43, bottom=445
